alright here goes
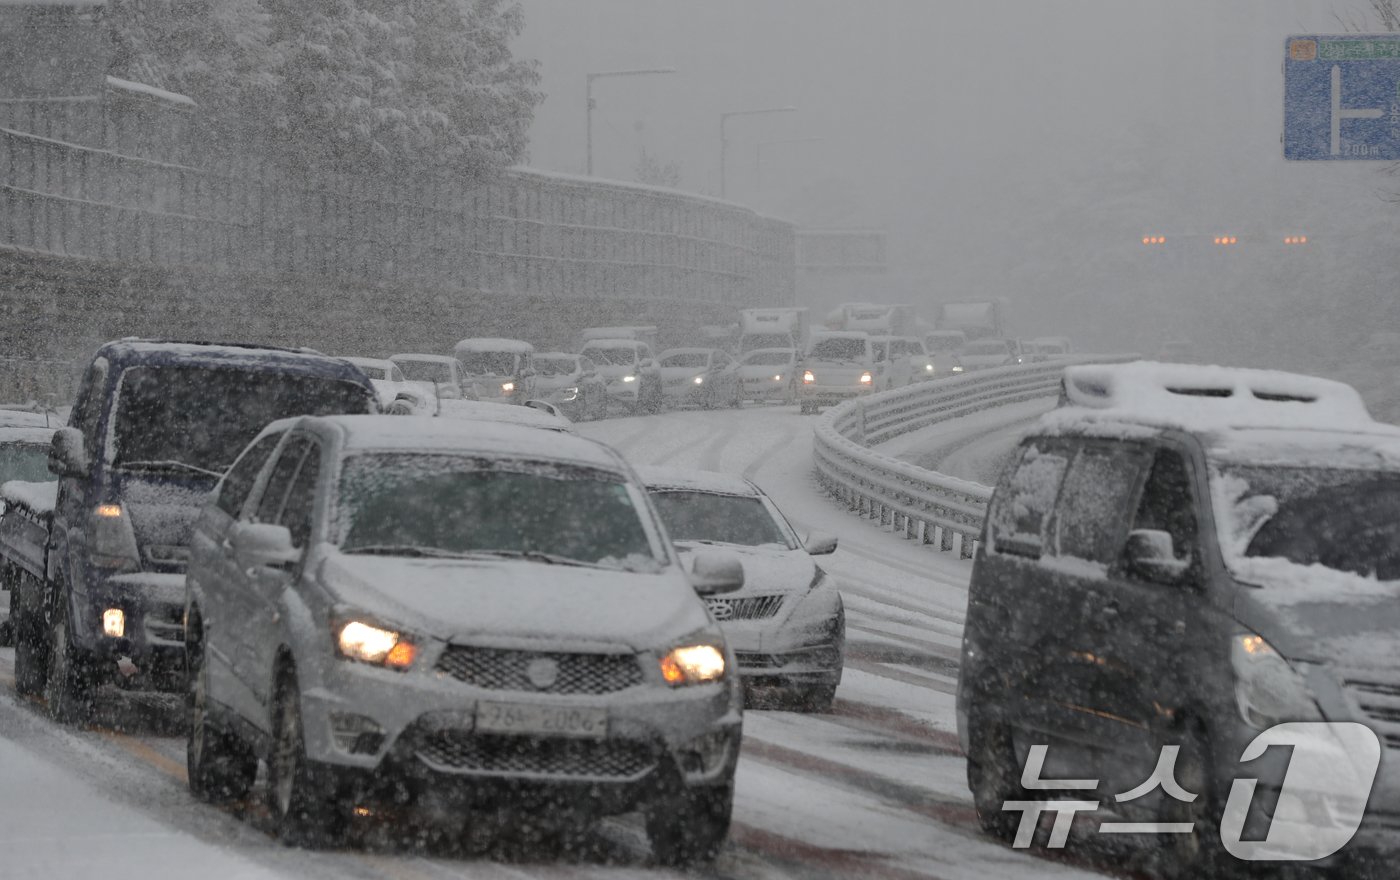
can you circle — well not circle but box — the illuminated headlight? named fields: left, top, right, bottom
left=693, top=376, right=704, bottom=385
left=803, top=370, right=815, bottom=384
left=1232, top=631, right=1321, bottom=729
left=337, top=620, right=417, bottom=670
left=774, top=374, right=783, bottom=382
left=859, top=372, right=873, bottom=385
left=622, top=375, right=637, bottom=383
left=659, top=644, right=726, bottom=686
left=102, top=608, right=125, bottom=638
left=952, top=366, right=965, bottom=373
left=925, top=364, right=935, bottom=372
left=500, top=381, right=515, bottom=393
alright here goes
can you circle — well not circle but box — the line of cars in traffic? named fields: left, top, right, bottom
left=0, top=337, right=845, bottom=862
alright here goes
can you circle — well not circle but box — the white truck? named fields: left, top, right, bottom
left=824, top=303, right=917, bottom=337
left=738, top=308, right=809, bottom=354
left=933, top=301, right=1004, bottom=341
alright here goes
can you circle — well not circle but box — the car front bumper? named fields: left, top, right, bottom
left=72, top=570, right=188, bottom=688
left=295, top=646, right=743, bottom=806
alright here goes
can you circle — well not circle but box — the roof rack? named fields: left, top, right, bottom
left=1059, top=361, right=1373, bottom=430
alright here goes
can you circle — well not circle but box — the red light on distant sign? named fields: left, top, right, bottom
left=1284, top=235, right=1308, bottom=245
left=1213, top=236, right=1238, bottom=245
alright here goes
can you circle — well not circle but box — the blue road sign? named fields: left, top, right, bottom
left=1284, top=35, right=1400, bottom=160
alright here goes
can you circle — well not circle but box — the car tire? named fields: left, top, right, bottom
left=1153, top=725, right=1232, bottom=880
left=965, top=711, right=1030, bottom=843
left=13, top=578, right=49, bottom=697
left=186, top=623, right=257, bottom=804
left=646, top=781, right=733, bottom=867
left=268, top=667, right=346, bottom=847
left=43, top=591, right=92, bottom=725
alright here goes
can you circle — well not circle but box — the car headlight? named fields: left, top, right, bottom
left=622, top=375, right=637, bottom=383
left=925, top=363, right=934, bottom=372
left=952, top=365, right=964, bottom=373
left=774, top=374, right=783, bottom=382
left=803, top=370, right=815, bottom=384
left=693, top=376, right=704, bottom=385
left=659, top=644, right=726, bottom=686
left=562, top=386, right=580, bottom=401
left=859, top=372, right=873, bottom=385
left=337, top=620, right=417, bottom=670
left=1232, top=630, right=1321, bottom=729
left=501, top=381, right=515, bottom=393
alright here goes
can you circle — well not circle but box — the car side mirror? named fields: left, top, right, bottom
left=689, top=550, right=744, bottom=596
left=232, top=522, right=300, bottom=571
left=1125, top=529, right=1191, bottom=584
left=48, top=427, right=88, bottom=478
left=804, top=532, right=838, bottom=555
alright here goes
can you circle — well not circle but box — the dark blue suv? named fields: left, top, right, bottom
left=13, top=340, right=377, bottom=722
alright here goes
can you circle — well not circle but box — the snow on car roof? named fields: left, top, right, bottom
left=435, top=399, right=574, bottom=432
left=0, top=409, right=58, bottom=429
left=0, top=426, right=57, bottom=445
left=1050, top=361, right=1375, bottom=434
left=389, top=353, right=457, bottom=364
left=658, top=348, right=714, bottom=357
left=809, top=331, right=869, bottom=340
left=1204, top=426, right=1400, bottom=469
left=453, top=338, right=534, bottom=353
left=582, top=339, right=646, bottom=349
left=318, top=415, right=618, bottom=468
left=533, top=351, right=580, bottom=360
left=344, top=356, right=393, bottom=369
left=635, top=465, right=761, bottom=497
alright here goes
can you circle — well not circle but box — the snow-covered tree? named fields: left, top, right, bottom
left=635, top=148, right=681, bottom=189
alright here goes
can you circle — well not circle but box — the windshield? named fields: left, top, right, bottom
left=0, top=442, right=54, bottom=484
left=1215, top=464, right=1400, bottom=581
left=112, top=366, right=371, bottom=473
left=337, top=453, right=662, bottom=569
left=964, top=340, right=1011, bottom=356
left=741, top=351, right=792, bottom=367
left=661, top=353, right=709, bottom=368
left=533, top=356, right=578, bottom=376
left=582, top=346, right=637, bottom=366
left=807, top=338, right=868, bottom=361
left=459, top=352, right=519, bottom=375
left=394, top=360, right=454, bottom=383
left=648, top=490, right=794, bottom=549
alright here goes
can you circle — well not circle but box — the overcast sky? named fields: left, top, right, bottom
left=514, top=1, right=1398, bottom=359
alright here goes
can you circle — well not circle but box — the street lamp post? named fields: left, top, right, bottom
left=755, top=136, right=825, bottom=199
left=720, top=106, right=797, bottom=199
left=586, top=67, right=676, bottom=176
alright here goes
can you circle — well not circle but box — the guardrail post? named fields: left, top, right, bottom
left=940, top=526, right=955, bottom=552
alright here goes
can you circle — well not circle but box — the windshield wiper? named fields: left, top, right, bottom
left=119, top=460, right=224, bottom=479
left=463, top=549, right=598, bottom=568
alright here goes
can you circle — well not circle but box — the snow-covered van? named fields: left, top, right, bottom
left=797, top=331, right=888, bottom=414
left=452, top=337, right=535, bottom=403
left=0, top=340, right=377, bottom=723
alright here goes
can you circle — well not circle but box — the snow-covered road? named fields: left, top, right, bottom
left=0, top=401, right=1121, bottom=879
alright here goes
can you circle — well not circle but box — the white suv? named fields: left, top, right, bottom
left=184, top=415, right=743, bottom=862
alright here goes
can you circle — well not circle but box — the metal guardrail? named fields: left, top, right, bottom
left=811, top=357, right=1134, bottom=558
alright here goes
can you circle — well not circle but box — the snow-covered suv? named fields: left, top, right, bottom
left=184, top=416, right=744, bottom=863
left=960, top=362, right=1400, bottom=873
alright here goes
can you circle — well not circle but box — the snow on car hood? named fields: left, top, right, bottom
left=119, top=473, right=217, bottom=553
left=1235, top=557, right=1400, bottom=671
left=318, top=552, right=709, bottom=650
left=531, top=374, right=578, bottom=394
left=678, top=543, right=815, bottom=596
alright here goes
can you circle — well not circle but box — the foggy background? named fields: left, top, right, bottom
left=514, top=0, right=1400, bottom=366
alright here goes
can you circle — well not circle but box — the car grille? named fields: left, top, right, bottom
left=735, top=651, right=785, bottom=669
left=416, top=731, right=655, bottom=780
left=1345, top=679, right=1400, bottom=748
left=706, top=594, right=786, bottom=621
left=143, top=605, right=185, bottom=646
left=435, top=646, right=643, bottom=695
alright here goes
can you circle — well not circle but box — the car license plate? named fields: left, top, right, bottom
left=476, top=701, right=608, bottom=739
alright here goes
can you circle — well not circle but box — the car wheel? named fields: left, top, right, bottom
left=1153, top=726, right=1231, bottom=880
left=965, top=711, right=1030, bottom=843
left=13, top=575, right=49, bottom=697
left=44, top=590, right=92, bottom=724
left=268, top=666, right=345, bottom=847
left=646, top=781, right=733, bottom=867
left=186, top=621, right=257, bottom=804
